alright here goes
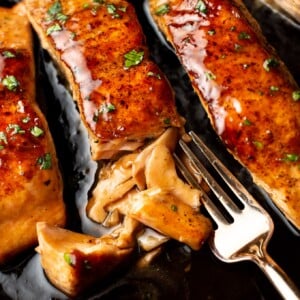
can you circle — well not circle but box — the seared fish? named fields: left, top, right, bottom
left=0, top=3, right=65, bottom=264
left=149, top=0, right=300, bottom=229
left=25, top=0, right=184, bottom=160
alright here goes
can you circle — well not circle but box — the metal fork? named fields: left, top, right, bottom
left=174, top=131, right=300, bottom=300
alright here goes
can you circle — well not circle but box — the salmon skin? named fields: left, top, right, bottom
left=0, top=3, right=65, bottom=264
left=25, top=0, right=184, bottom=160
left=149, top=0, right=300, bottom=229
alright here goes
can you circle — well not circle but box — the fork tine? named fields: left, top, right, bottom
left=178, top=139, right=241, bottom=218
left=189, top=131, right=259, bottom=208
left=173, top=153, right=229, bottom=225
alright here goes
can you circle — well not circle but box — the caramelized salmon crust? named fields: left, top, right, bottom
left=0, top=3, right=65, bottom=264
left=149, top=0, right=300, bottom=229
left=25, top=0, right=184, bottom=160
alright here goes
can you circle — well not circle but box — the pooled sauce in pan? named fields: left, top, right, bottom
left=0, top=0, right=299, bottom=299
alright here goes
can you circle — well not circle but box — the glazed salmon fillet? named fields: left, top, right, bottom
left=149, top=0, right=300, bottom=229
left=25, top=0, right=184, bottom=160
left=0, top=3, right=65, bottom=264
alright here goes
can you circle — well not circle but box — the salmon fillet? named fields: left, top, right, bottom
left=149, top=0, right=300, bottom=229
left=0, top=3, right=65, bottom=264
left=25, top=0, right=184, bottom=160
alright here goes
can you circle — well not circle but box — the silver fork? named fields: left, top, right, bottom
left=174, top=131, right=300, bottom=300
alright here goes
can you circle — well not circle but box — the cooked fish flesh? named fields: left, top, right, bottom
left=24, top=0, right=212, bottom=295
left=149, top=0, right=300, bottom=229
left=36, top=221, right=135, bottom=296
left=87, top=128, right=212, bottom=250
left=0, top=3, right=65, bottom=264
left=25, top=0, right=184, bottom=160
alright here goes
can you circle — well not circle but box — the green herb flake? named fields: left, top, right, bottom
left=0, top=131, right=8, bottom=144
left=263, top=57, right=279, bottom=72
left=37, top=153, right=52, bottom=170
left=47, top=0, right=62, bottom=17
left=99, top=103, right=116, bottom=114
left=171, top=204, right=178, bottom=212
left=205, top=70, right=216, bottom=80
left=253, top=140, right=263, bottom=150
left=234, top=43, right=242, bottom=52
left=2, top=51, right=15, bottom=58
left=292, top=90, right=300, bottom=101
left=6, top=124, right=25, bottom=135
left=63, top=253, right=76, bottom=267
left=207, top=29, right=216, bottom=36
left=242, top=118, right=252, bottom=126
left=2, top=75, right=19, bottom=91
left=270, top=85, right=279, bottom=92
left=118, top=6, right=127, bottom=12
left=238, top=31, right=251, bottom=40
left=147, top=71, right=161, bottom=80
left=46, top=23, right=62, bottom=35
left=155, top=3, right=170, bottom=16
left=283, top=153, right=299, bottom=162
left=30, top=126, right=44, bottom=137
left=124, top=50, right=144, bottom=69
left=106, top=3, right=119, bottom=18
left=0, top=145, right=4, bottom=150
left=164, top=118, right=171, bottom=125
left=22, top=116, right=31, bottom=124
left=195, top=0, right=207, bottom=14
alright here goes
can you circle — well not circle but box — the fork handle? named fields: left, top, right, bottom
left=254, top=252, right=300, bottom=300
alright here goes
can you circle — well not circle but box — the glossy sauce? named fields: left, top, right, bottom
left=0, top=50, right=48, bottom=187
left=41, top=1, right=183, bottom=142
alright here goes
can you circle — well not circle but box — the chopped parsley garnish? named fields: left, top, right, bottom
left=207, top=29, right=216, bottom=36
left=0, top=131, right=8, bottom=144
left=205, top=70, right=216, bottom=80
left=263, top=57, right=279, bottom=72
left=30, top=126, right=44, bottom=137
left=47, top=0, right=62, bottom=17
left=22, top=117, right=31, bottom=124
left=171, top=204, right=178, bottom=212
left=63, top=253, right=76, bottom=267
left=253, top=140, right=263, bottom=150
left=164, top=118, right=171, bottom=125
left=124, top=50, right=144, bottom=69
left=37, top=153, right=52, bottom=170
left=99, top=103, right=116, bottom=114
left=155, top=3, right=170, bottom=15
left=242, top=118, right=252, bottom=126
left=93, top=103, right=116, bottom=121
left=2, top=75, right=19, bottom=91
left=238, top=32, right=251, bottom=40
left=46, top=23, right=62, bottom=35
left=7, top=124, right=25, bottom=135
left=282, top=153, right=299, bottom=162
left=47, top=0, right=68, bottom=23
left=292, top=90, right=300, bottom=101
left=195, top=0, right=207, bottom=14
left=147, top=71, right=161, bottom=79
left=107, top=4, right=120, bottom=18
left=2, top=51, right=15, bottom=58
left=234, top=43, right=242, bottom=51
left=270, top=85, right=279, bottom=92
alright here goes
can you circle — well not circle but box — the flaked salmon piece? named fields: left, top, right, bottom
left=25, top=0, right=184, bottom=160
left=36, top=221, right=135, bottom=297
left=0, top=3, right=65, bottom=264
left=149, top=0, right=300, bottom=229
